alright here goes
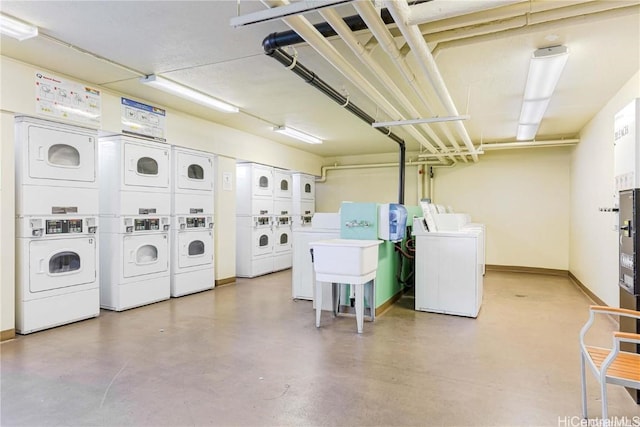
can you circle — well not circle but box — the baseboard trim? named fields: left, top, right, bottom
left=376, top=287, right=406, bottom=317
left=1, top=329, right=16, bottom=342
left=486, top=264, right=568, bottom=277
left=568, top=271, right=607, bottom=307
left=215, top=277, right=236, bottom=287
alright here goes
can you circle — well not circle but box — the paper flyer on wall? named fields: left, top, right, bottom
left=121, top=97, right=166, bottom=142
left=35, top=72, right=101, bottom=126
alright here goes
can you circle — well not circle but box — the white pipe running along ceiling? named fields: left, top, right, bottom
left=351, top=0, right=463, bottom=161
left=407, top=0, right=525, bottom=25
left=317, top=7, right=458, bottom=164
left=262, top=0, right=452, bottom=164
left=386, top=0, right=479, bottom=162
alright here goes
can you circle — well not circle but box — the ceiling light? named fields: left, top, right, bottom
left=373, top=115, right=470, bottom=128
left=230, top=0, right=352, bottom=27
left=273, top=126, right=322, bottom=144
left=0, top=13, right=38, bottom=41
left=516, top=45, right=568, bottom=141
left=139, top=74, right=239, bottom=113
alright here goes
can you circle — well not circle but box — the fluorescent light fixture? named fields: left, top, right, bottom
left=230, top=0, right=352, bottom=27
left=140, top=74, right=239, bottom=113
left=373, top=115, right=470, bottom=128
left=273, top=126, right=322, bottom=144
left=516, top=45, right=568, bottom=140
left=0, top=13, right=38, bottom=41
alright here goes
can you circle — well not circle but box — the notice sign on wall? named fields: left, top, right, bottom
left=35, top=72, right=101, bottom=126
left=121, top=97, right=166, bottom=142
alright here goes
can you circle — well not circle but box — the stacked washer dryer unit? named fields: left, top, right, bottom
left=292, top=173, right=316, bottom=231
left=98, top=134, right=171, bottom=311
left=236, top=163, right=277, bottom=278
left=15, top=116, right=100, bottom=334
left=170, top=146, right=215, bottom=297
left=272, top=169, right=294, bottom=272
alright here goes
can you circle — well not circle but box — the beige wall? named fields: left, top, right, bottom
left=570, top=71, right=640, bottom=307
left=315, top=152, right=426, bottom=212
left=433, top=148, right=572, bottom=270
left=1, top=111, right=16, bottom=332
left=0, top=56, right=323, bottom=334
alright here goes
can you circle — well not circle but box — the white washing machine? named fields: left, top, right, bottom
left=100, top=215, right=170, bottom=311
left=236, top=215, right=274, bottom=278
left=15, top=116, right=98, bottom=215
left=15, top=215, right=99, bottom=334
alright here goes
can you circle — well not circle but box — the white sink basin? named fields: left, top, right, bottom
left=309, top=239, right=383, bottom=280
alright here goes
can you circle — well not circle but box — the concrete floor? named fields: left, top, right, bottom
left=2, top=270, right=639, bottom=426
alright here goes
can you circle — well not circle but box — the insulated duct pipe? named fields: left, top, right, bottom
left=263, top=45, right=407, bottom=204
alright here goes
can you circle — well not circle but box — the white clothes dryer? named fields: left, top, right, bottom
left=236, top=163, right=274, bottom=215
left=99, top=216, right=170, bottom=311
left=236, top=215, right=274, bottom=278
left=171, top=215, right=214, bottom=297
left=99, top=134, right=171, bottom=215
left=15, top=215, right=99, bottom=334
left=273, top=215, right=293, bottom=271
left=172, top=146, right=214, bottom=195
left=15, top=116, right=98, bottom=215
left=274, top=169, right=292, bottom=199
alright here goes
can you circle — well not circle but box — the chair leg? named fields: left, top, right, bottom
left=580, top=353, right=588, bottom=419
left=600, top=380, right=608, bottom=420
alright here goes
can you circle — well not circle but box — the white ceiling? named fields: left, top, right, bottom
left=1, top=0, right=638, bottom=161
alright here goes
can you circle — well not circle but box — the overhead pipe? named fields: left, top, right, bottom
left=386, top=0, right=479, bottom=162
left=352, top=0, right=464, bottom=161
left=268, top=5, right=451, bottom=165
left=317, top=159, right=443, bottom=183
left=263, top=46, right=408, bottom=204
left=317, top=7, right=458, bottom=163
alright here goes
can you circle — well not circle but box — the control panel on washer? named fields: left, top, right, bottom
left=123, top=216, right=170, bottom=233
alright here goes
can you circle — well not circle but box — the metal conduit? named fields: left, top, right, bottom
left=263, top=43, right=406, bottom=205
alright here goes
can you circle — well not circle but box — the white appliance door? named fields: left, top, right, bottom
left=274, top=227, right=292, bottom=253
left=299, top=174, right=315, bottom=200
left=253, top=229, right=273, bottom=257
left=274, top=170, right=292, bottom=199
left=252, top=165, right=273, bottom=197
left=123, top=233, right=169, bottom=278
left=123, top=142, right=170, bottom=188
left=28, top=125, right=96, bottom=183
left=29, top=237, right=97, bottom=292
left=178, top=230, right=213, bottom=268
left=176, top=151, right=213, bottom=192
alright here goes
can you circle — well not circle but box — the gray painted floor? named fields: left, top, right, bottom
left=2, top=270, right=639, bottom=426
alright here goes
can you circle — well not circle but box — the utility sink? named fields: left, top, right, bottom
left=309, top=239, right=383, bottom=283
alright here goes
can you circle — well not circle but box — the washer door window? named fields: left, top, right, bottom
left=176, top=151, right=213, bottom=191
left=123, top=234, right=169, bottom=278
left=253, top=229, right=273, bottom=257
left=29, top=237, right=97, bottom=294
left=178, top=230, right=213, bottom=268
left=123, top=142, right=169, bottom=188
left=27, top=125, right=96, bottom=183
